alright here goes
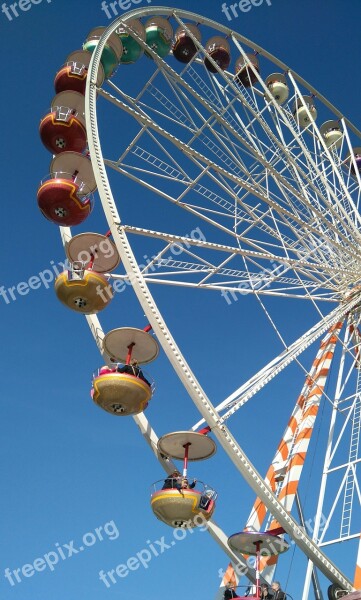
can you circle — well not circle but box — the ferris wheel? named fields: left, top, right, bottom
left=38, top=7, right=361, bottom=600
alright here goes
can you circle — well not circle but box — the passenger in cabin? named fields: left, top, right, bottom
left=199, top=486, right=216, bottom=510
left=260, top=584, right=274, bottom=599
left=162, top=470, right=182, bottom=490
left=117, top=359, right=151, bottom=386
left=181, top=476, right=197, bottom=489
left=91, top=365, right=115, bottom=398
left=224, top=583, right=240, bottom=599
left=99, top=365, right=115, bottom=375
left=271, top=582, right=286, bottom=600
left=116, top=359, right=140, bottom=377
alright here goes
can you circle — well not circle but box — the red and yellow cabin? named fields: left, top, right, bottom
left=55, top=269, right=113, bottom=314
left=37, top=177, right=93, bottom=226
left=151, top=481, right=216, bottom=528
left=40, top=91, right=87, bottom=155
left=39, top=110, right=87, bottom=155
left=55, top=49, right=105, bottom=94
left=55, top=63, right=87, bottom=95
left=91, top=367, right=152, bottom=415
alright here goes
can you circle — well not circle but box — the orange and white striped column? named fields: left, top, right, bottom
left=261, top=322, right=342, bottom=576
left=247, top=322, right=342, bottom=533
left=354, top=532, right=361, bottom=590
left=244, top=323, right=342, bottom=580
left=219, top=562, right=239, bottom=591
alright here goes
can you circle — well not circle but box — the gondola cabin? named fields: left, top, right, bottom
left=37, top=176, right=93, bottom=226
left=116, top=19, right=146, bottom=64
left=172, top=23, right=201, bottom=63
left=328, top=585, right=361, bottom=600
left=37, top=151, right=96, bottom=225
left=83, top=27, right=123, bottom=78
left=91, top=367, right=152, bottom=415
left=55, top=52, right=88, bottom=95
left=265, top=73, right=289, bottom=104
left=320, top=121, right=343, bottom=149
left=39, top=91, right=87, bottom=155
left=235, top=53, right=259, bottom=87
left=151, top=481, right=216, bottom=528
left=54, top=50, right=105, bottom=94
left=204, top=36, right=230, bottom=72
left=145, top=17, right=173, bottom=58
left=55, top=267, right=113, bottom=313
left=293, top=95, right=317, bottom=128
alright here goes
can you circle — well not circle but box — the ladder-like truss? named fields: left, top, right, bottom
left=60, top=7, right=361, bottom=596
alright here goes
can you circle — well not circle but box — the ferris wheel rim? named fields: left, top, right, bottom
left=97, top=5, right=361, bottom=139
left=80, top=8, right=360, bottom=591
left=83, top=8, right=361, bottom=306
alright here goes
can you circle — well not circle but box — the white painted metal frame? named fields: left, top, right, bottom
left=83, top=311, right=263, bottom=586
left=85, top=7, right=361, bottom=306
left=302, top=314, right=361, bottom=599
left=75, top=7, right=361, bottom=590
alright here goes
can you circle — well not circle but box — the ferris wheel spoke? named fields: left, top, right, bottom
left=111, top=222, right=353, bottom=588
left=70, top=8, right=361, bottom=592
left=99, top=82, right=361, bottom=270
left=111, top=232, right=357, bottom=303
left=121, top=225, right=354, bottom=285
left=107, top=142, right=354, bottom=270
left=100, top=61, right=360, bottom=255
left=211, top=66, right=361, bottom=242
left=192, top=293, right=360, bottom=430
left=103, top=150, right=357, bottom=298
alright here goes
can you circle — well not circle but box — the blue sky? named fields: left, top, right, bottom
left=1, top=1, right=361, bottom=599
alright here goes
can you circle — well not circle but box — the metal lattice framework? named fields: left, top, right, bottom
left=56, top=7, right=361, bottom=597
